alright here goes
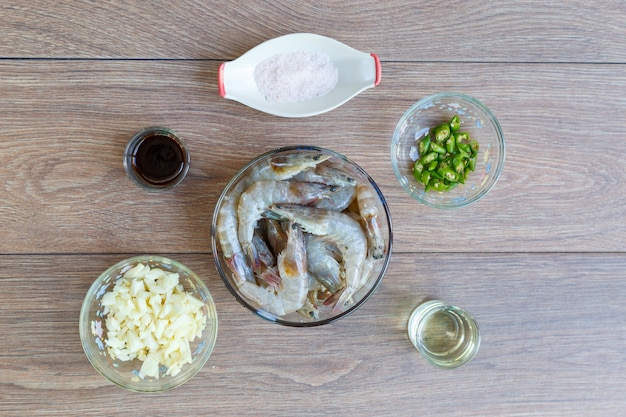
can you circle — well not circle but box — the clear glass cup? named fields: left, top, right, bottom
left=407, top=300, right=480, bottom=369
left=123, top=126, right=190, bottom=191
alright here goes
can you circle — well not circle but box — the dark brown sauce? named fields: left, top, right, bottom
left=131, top=134, right=185, bottom=185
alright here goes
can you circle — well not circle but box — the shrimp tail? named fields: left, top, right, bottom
left=253, top=226, right=276, bottom=268
left=265, top=218, right=287, bottom=256
left=356, top=184, right=387, bottom=260
left=364, top=217, right=386, bottom=260
left=256, top=266, right=282, bottom=290
left=226, top=253, right=255, bottom=283
left=323, top=286, right=346, bottom=310
left=334, top=287, right=355, bottom=312
left=243, top=241, right=261, bottom=272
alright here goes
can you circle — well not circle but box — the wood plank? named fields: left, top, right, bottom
left=0, top=61, right=624, bottom=254
left=1, top=253, right=624, bottom=416
left=1, top=1, right=625, bottom=62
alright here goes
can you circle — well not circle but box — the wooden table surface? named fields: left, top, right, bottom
left=1, top=1, right=625, bottom=416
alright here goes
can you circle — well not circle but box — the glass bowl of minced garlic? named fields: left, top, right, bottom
left=80, top=255, right=218, bottom=392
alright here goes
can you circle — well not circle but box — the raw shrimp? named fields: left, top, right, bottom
left=358, top=256, right=375, bottom=290
left=314, top=185, right=355, bottom=211
left=255, top=264, right=282, bottom=289
left=305, top=234, right=342, bottom=294
left=237, top=221, right=309, bottom=316
left=265, top=218, right=287, bottom=257
left=316, top=164, right=357, bottom=186
left=356, top=183, right=386, bottom=260
left=297, top=276, right=321, bottom=319
left=295, top=164, right=357, bottom=210
left=215, top=185, right=255, bottom=282
left=251, top=228, right=283, bottom=288
left=237, top=180, right=338, bottom=266
left=267, top=204, right=367, bottom=311
left=216, top=150, right=330, bottom=283
left=252, top=227, right=275, bottom=268
left=269, top=152, right=331, bottom=180
left=294, top=163, right=357, bottom=187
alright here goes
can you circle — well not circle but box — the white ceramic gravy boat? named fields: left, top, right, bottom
left=218, top=33, right=381, bottom=118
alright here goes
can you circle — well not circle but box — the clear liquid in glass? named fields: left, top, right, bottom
left=408, top=300, right=480, bottom=369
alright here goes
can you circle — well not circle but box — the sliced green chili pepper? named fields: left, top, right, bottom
left=419, top=152, right=438, bottom=165
left=413, top=160, right=424, bottom=174
left=445, top=134, right=456, bottom=153
left=470, top=139, right=479, bottom=156
left=430, top=142, right=446, bottom=154
left=444, top=180, right=458, bottom=191
left=437, top=166, right=458, bottom=182
left=413, top=115, right=480, bottom=193
left=457, top=142, right=471, bottom=154
left=438, top=155, right=452, bottom=167
left=434, top=123, right=451, bottom=142
left=469, top=156, right=477, bottom=171
left=452, top=156, right=465, bottom=174
left=418, top=135, right=431, bottom=154
left=455, top=132, right=470, bottom=144
left=430, top=170, right=444, bottom=180
left=449, top=115, right=461, bottom=132
left=429, top=179, right=450, bottom=192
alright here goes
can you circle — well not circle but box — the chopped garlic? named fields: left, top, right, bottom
left=102, top=263, right=207, bottom=378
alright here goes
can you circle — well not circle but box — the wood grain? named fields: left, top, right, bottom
left=1, top=1, right=625, bottom=62
left=1, top=253, right=624, bottom=416
left=0, top=61, right=624, bottom=254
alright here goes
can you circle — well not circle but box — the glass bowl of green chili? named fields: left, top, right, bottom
left=391, top=92, right=505, bottom=209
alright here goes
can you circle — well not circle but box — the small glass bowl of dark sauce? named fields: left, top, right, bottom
left=124, top=127, right=190, bottom=191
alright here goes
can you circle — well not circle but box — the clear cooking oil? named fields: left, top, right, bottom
left=408, top=300, right=480, bottom=369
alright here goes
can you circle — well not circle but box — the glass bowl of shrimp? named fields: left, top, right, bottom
left=211, top=145, right=393, bottom=327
